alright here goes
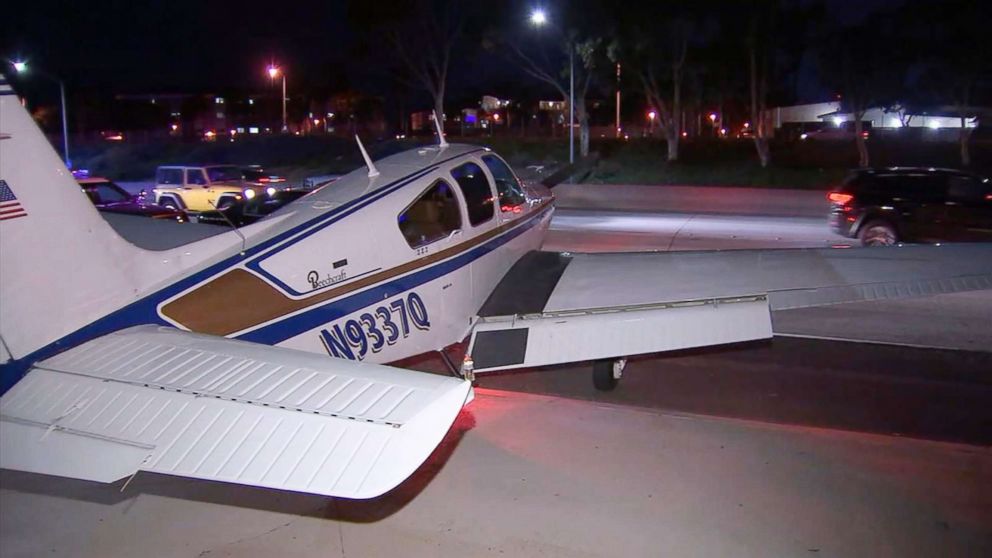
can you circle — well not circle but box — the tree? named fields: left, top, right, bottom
left=819, top=14, right=908, bottom=168
left=495, top=4, right=614, bottom=159
left=743, top=0, right=821, bottom=167
left=351, top=0, right=464, bottom=125
left=747, top=13, right=773, bottom=168
left=910, top=0, right=989, bottom=167
left=620, top=18, right=691, bottom=161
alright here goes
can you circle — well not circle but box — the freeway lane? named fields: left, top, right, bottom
left=502, top=204, right=992, bottom=447
left=545, top=207, right=855, bottom=252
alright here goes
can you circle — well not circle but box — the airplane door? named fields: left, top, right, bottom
left=395, top=178, right=472, bottom=351
left=449, top=161, right=503, bottom=314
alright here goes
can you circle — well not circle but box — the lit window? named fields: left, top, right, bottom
left=215, top=97, right=225, bottom=104
left=482, top=155, right=526, bottom=211
left=398, top=180, right=462, bottom=248
left=450, top=162, right=495, bottom=226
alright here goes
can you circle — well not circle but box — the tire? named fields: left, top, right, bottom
left=159, top=196, right=180, bottom=211
left=858, top=220, right=898, bottom=246
left=216, top=197, right=237, bottom=210
left=592, top=359, right=618, bottom=391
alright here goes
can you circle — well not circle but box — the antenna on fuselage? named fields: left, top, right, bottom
left=433, top=110, right=448, bottom=148
left=355, top=134, right=379, bottom=178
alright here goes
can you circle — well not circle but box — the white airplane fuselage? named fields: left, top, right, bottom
left=154, top=145, right=554, bottom=367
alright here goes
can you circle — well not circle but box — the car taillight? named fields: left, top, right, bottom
left=827, top=192, right=854, bottom=205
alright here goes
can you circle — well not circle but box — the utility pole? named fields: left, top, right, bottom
left=615, top=62, right=621, bottom=138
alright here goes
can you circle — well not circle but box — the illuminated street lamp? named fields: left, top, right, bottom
left=647, top=110, right=656, bottom=136
left=11, top=59, right=71, bottom=166
left=266, top=64, right=288, bottom=133
left=530, top=8, right=574, bottom=164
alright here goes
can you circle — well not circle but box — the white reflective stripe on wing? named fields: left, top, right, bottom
left=0, top=327, right=471, bottom=499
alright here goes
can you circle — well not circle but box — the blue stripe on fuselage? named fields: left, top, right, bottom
left=238, top=202, right=553, bottom=345
left=0, top=149, right=487, bottom=395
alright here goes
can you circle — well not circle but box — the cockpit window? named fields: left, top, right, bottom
left=451, top=162, right=495, bottom=226
left=482, top=155, right=526, bottom=211
left=398, top=179, right=462, bottom=248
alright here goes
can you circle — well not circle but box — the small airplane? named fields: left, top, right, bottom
left=3, top=73, right=992, bottom=500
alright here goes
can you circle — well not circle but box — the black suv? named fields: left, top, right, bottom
left=828, top=168, right=992, bottom=246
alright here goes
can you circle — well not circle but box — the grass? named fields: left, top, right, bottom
left=69, top=133, right=985, bottom=188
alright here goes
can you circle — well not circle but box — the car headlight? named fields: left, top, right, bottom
left=243, top=189, right=256, bottom=200
left=266, top=187, right=277, bottom=197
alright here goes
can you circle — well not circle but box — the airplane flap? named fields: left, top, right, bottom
left=468, top=295, right=772, bottom=373
left=0, top=326, right=472, bottom=499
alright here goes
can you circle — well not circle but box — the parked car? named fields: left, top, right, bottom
left=196, top=188, right=310, bottom=227
left=78, top=177, right=187, bottom=221
left=242, top=165, right=287, bottom=187
left=152, top=165, right=264, bottom=213
left=828, top=168, right=992, bottom=246
left=800, top=127, right=869, bottom=141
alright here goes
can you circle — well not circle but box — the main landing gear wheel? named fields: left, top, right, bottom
left=592, top=357, right=627, bottom=391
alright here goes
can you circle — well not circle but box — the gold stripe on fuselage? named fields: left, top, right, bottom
left=160, top=201, right=551, bottom=336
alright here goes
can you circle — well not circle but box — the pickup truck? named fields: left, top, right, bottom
left=152, top=165, right=265, bottom=212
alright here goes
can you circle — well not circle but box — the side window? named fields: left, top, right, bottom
left=398, top=179, right=462, bottom=248
left=156, top=168, right=183, bottom=185
left=482, top=155, right=526, bottom=211
left=186, top=169, right=207, bottom=185
left=948, top=175, right=986, bottom=203
left=450, top=162, right=495, bottom=226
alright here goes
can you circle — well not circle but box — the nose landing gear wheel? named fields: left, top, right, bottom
left=592, top=358, right=627, bottom=391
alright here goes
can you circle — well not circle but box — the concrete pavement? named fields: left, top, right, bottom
left=3, top=389, right=989, bottom=557
left=3, top=182, right=990, bottom=557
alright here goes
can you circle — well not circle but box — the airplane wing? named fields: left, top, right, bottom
left=0, top=326, right=471, bottom=499
left=466, top=245, right=992, bottom=372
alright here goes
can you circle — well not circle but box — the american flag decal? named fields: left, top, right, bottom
left=0, top=180, right=28, bottom=221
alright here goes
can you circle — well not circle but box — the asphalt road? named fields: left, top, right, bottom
left=522, top=205, right=992, bottom=447
left=545, top=207, right=855, bottom=252
left=403, top=336, right=992, bottom=447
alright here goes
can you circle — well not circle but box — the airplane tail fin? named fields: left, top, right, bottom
left=0, top=74, right=147, bottom=363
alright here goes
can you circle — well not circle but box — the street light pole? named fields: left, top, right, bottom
left=530, top=9, right=574, bottom=164
left=11, top=60, right=71, bottom=166
left=281, top=74, right=288, bottom=133
left=58, top=79, right=70, bottom=167
left=569, top=42, right=574, bottom=165
left=268, top=64, right=288, bottom=133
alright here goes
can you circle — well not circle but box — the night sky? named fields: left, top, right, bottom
left=4, top=0, right=904, bottom=106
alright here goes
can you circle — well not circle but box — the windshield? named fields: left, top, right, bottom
left=206, top=166, right=243, bottom=182
left=88, top=181, right=131, bottom=204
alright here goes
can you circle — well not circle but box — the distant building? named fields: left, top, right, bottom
left=764, top=101, right=981, bottom=140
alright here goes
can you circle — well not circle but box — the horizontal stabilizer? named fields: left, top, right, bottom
left=0, top=326, right=471, bottom=499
